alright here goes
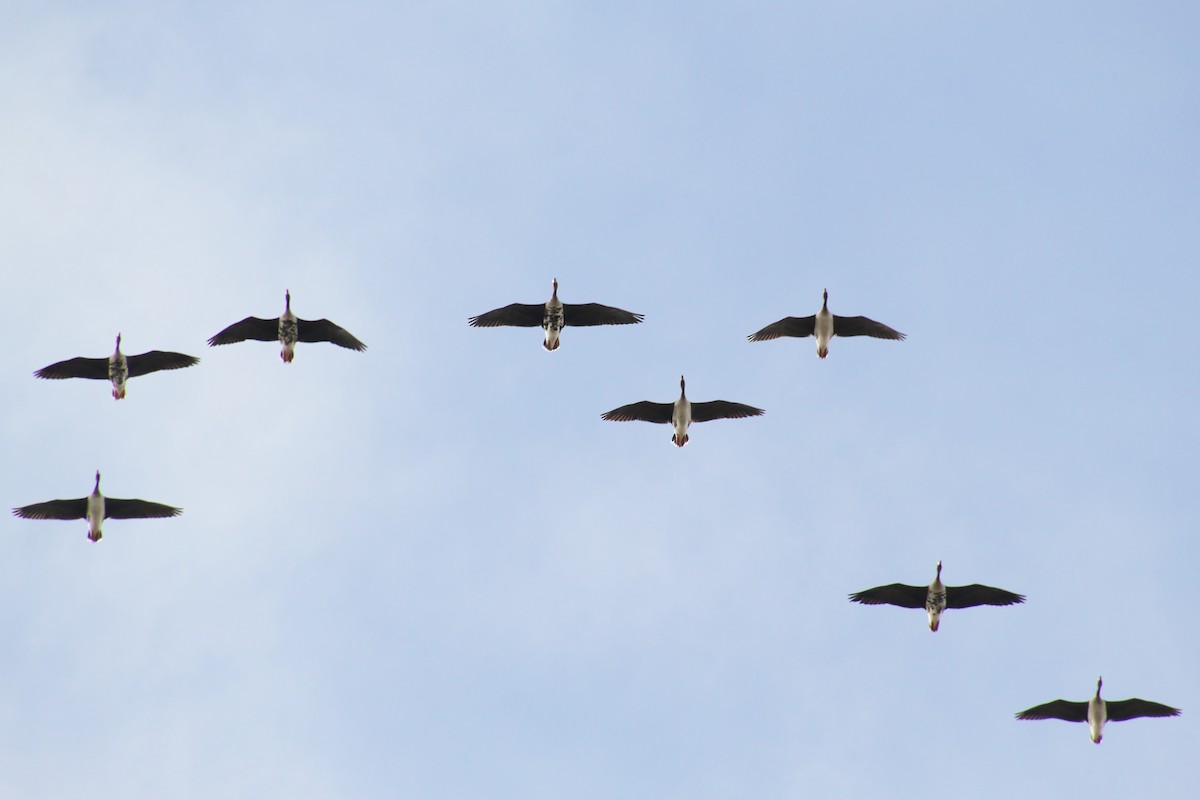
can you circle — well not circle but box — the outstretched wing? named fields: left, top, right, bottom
left=563, top=303, right=644, bottom=327
left=747, top=316, right=817, bottom=342
left=468, top=303, right=545, bottom=328
left=103, top=498, right=183, bottom=520
left=689, top=401, right=764, bottom=423
left=126, top=351, right=201, bottom=377
left=208, top=317, right=279, bottom=346
left=848, top=583, right=928, bottom=608
left=34, top=357, right=110, bottom=381
left=832, top=315, right=905, bottom=340
left=600, top=401, right=674, bottom=424
left=297, top=319, right=367, bottom=351
left=1105, top=699, right=1181, bottom=722
left=1015, top=700, right=1089, bottom=722
left=12, top=498, right=89, bottom=520
left=945, top=584, right=1026, bottom=608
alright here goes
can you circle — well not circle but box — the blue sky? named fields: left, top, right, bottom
left=2, top=2, right=1197, bottom=797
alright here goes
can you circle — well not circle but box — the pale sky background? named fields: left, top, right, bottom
left=2, top=2, right=1198, bottom=798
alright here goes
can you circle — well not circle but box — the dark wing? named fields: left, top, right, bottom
left=297, top=319, right=367, bottom=351
left=1105, top=699, right=1181, bottom=722
left=103, top=498, right=182, bottom=520
left=562, top=303, right=644, bottom=327
left=207, top=317, right=279, bottom=346
left=1015, top=700, right=1089, bottom=722
left=34, top=357, right=110, bottom=381
left=600, top=401, right=674, bottom=424
left=126, top=351, right=201, bottom=377
left=832, top=315, right=906, bottom=340
left=747, top=316, right=817, bottom=342
left=848, top=583, right=928, bottom=608
left=689, top=401, right=765, bottom=423
left=468, top=303, right=545, bottom=328
left=12, top=498, right=89, bottom=520
left=945, top=584, right=1026, bottom=609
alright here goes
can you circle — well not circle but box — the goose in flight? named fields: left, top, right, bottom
left=600, top=375, right=764, bottom=447
left=12, top=471, right=182, bottom=542
left=748, top=288, right=905, bottom=358
left=848, top=561, right=1024, bottom=631
left=468, top=278, right=643, bottom=350
left=1016, top=677, right=1180, bottom=743
left=34, top=333, right=199, bottom=399
left=207, top=290, right=366, bottom=362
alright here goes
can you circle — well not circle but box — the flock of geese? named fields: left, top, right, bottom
left=14, top=281, right=1181, bottom=745
left=15, top=290, right=366, bottom=533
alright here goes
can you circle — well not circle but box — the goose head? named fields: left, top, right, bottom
left=93, top=470, right=102, bottom=492
left=822, top=288, right=829, bottom=309
left=114, top=333, right=123, bottom=353
left=551, top=278, right=559, bottom=300
left=679, top=375, right=686, bottom=397
left=1096, top=677, right=1103, bottom=698
left=285, top=289, right=292, bottom=312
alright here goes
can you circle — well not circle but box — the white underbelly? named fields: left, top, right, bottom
left=88, top=496, right=105, bottom=538
left=673, top=401, right=691, bottom=440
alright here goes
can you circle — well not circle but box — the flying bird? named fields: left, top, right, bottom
left=12, top=470, right=182, bottom=542
left=600, top=375, right=764, bottom=447
left=34, top=333, right=199, bottom=399
left=1016, top=677, right=1180, bottom=744
left=207, top=290, right=366, bottom=362
left=468, top=278, right=643, bottom=351
left=748, top=288, right=905, bottom=358
left=848, top=561, right=1024, bottom=632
